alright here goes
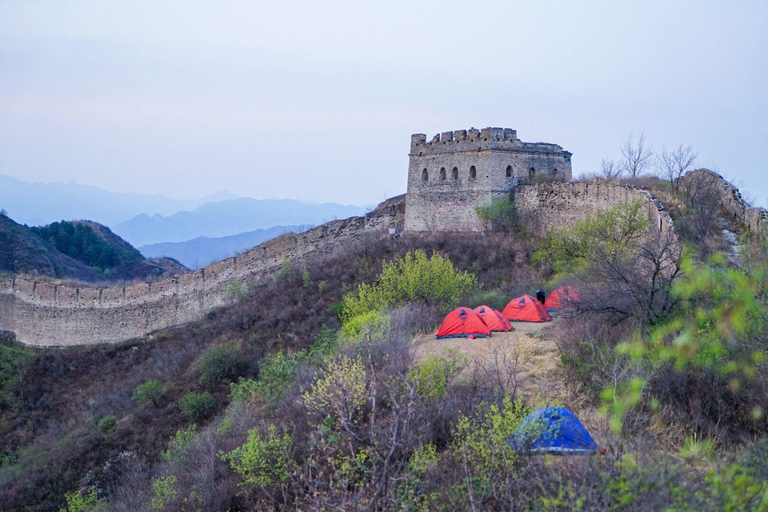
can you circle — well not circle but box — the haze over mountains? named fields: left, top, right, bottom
left=114, top=198, right=367, bottom=246
left=0, top=174, right=239, bottom=226
left=139, top=225, right=309, bottom=269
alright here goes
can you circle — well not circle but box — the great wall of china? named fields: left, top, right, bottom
left=0, top=126, right=762, bottom=349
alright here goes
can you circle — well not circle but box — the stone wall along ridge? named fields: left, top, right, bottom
left=0, top=196, right=405, bottom=347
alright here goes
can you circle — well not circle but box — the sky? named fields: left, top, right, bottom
left=1, top=1, right=767, bottom=207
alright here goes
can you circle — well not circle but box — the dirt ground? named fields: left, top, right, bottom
left=413, top=319, right=564, bottom=402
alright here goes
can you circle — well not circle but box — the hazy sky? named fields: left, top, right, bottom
left=1, top=1, right=767, bottom=207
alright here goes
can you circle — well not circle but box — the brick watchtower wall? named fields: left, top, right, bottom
left=404, top=127, right=572, bottom=232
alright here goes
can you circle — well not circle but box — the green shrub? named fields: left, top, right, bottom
left=342, top=249, right=476, bottom=319
left=221, top=425, right=297, bottom=491
left=60, top=487, right=105, bottom=512
left=96, top=415, right=116, bottom=433
left=475, top=197, right=517, bottom=232
left=340, top=310, right=390, bottom=344
left=150, top=475, right=178, bottom=511
left=162, top=424, right=197, bottom=462
left=198, top=343, right=247, bottom=386
left=179, top=392, right=216, bottom=422
left=408, top=352, right=467, bottom=401
left=132, top=379, right=162, bottom=407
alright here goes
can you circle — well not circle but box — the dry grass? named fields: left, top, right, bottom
left=413, top=319, right=562, bottom=401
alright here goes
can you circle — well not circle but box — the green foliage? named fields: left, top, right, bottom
left=197, top=343, right=247, bottom=386
left=408, top=351, right=467, bottom=401
left=162, top=424, right=197, bottom=462
left=132, top=379, right=162, bottom=407
left=60, top=487, right=105, bottom=512
left=302, top=267, right=312, bottom=287
left=604, top=251, right=768, bottom=433
left=0, top=343, right=35, bottom=410
left=31, top=221, right=141, bottom=270
left=150, top=475, right=178, bottom=510
left=230, top=350, right=298, bottom=404
left=303, top=355, right=367, bottom=424
left=451, top=395, right=527, bottom=476
left=226, top=280, right=245, bottom=299
left=393, top=444, right=440, bottom=511
left=342, top=249, right=476, bottom=319
left=179, top=392, right=216, bottom=422
left=535, top=199, right=650, bottom=276
left=96, top=415, right=116, bottom=433
left=276, top=259, right=294, bottom=281
left=222, top=425, right=297, bottom=491
left=475, top=197, right=517, bottom=232
left=340, top=310, right=390, bottom=345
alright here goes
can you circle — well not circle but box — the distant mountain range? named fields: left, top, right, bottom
left=113, top=198, right=367, bottom=246
left=0, top=174, right=239, bottom=226
left=139, top=225, right=309, bottom=269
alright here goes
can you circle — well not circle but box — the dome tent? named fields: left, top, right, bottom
left=502, top=295, right=551, bottom=323
left=544, top=286, right=579, bottom=311
left=435, top=307, right=491, bottom=339
left=508, top=407, right=598, bottom=454
left=474, top=305, right=513, bottom=332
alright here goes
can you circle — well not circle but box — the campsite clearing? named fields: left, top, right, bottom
left=413, top=319, right=562, bottom=400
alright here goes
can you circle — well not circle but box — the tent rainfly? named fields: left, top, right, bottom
left=502, top=295, right=552, bottom=323
left=508, top=407, right=598, bottom=454
left=435, top=307, right=491, bottom=339
left=544, top=286, right=579, bottom=311
left=474, top=305, right=513, bottom=332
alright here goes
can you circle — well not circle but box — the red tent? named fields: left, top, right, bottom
left=544, top=286, right=579, bottom=311
left=436, top=307, right=491, bottom=339
left=502, top=295, right=552, bottom=323
left=474, top=305, right=514, bottom=332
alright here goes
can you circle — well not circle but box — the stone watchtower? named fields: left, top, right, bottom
left=404, top=127, right=573, bottom=231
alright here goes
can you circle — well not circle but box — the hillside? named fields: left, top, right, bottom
left=139, top=225, right=309, bottom=269
left=0, top=213, right=103, bottom=281
left=3, top=174, right=768, bottom=511
left=113, top=197, right=368, bottom=246
left=0, top=214, right=187, bottom=282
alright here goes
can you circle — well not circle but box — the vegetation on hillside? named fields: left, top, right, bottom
left=6, top=144, right=768, bottom=509
left=31, top=221, right=142, bottom=272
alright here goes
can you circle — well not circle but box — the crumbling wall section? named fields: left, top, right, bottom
left=514, top=182, right=673, bottom=234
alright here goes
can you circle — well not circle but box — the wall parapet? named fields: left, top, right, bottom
left=0, top=195, right=405, bottom=347
left=513, top=181, right=673, bottom=234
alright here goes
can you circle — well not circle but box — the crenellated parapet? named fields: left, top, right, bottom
left=406, top=126, right=573, bottom=232
left=0, top=195, right=406, bottom=347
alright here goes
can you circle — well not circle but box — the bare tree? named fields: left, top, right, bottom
left=620, top=132, right=654, bottom=179
left=600, top=158, right=622, bottom=181
left=656, top=144, right=698, bottom=193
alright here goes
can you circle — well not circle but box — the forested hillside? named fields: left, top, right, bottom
left=0, top=214, right=187, bottom=282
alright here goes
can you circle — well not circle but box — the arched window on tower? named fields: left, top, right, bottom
left=469, top=166, right=477, bottom=179
left=529, top=167, right=536, bottom=182
left=506, top=165, right=513, bottom=178
left=439, top=167, right=446, bottom=180
left=452, top=167, right=458, bottom=179
left=422, top=168, right=428, bottom=181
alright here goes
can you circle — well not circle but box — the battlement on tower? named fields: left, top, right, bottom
left=405, top=125, right=574, bottom=232
left=410, top=127, right=571, bottom=161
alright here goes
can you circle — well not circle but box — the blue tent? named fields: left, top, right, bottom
left=509, top=407, right=598, bottom=455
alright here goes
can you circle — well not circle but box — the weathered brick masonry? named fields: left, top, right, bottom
left=0, top=196, right=405, bottom=347
left=405, top=127, right=573, bottom=232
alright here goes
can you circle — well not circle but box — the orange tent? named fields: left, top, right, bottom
left=502, top=295, right=552, bottom=323
left=544, top=286, right=579, bottom=311
left=474, top=305, right=514, bottom=332
left=436, top=307, right=491, bottom=339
